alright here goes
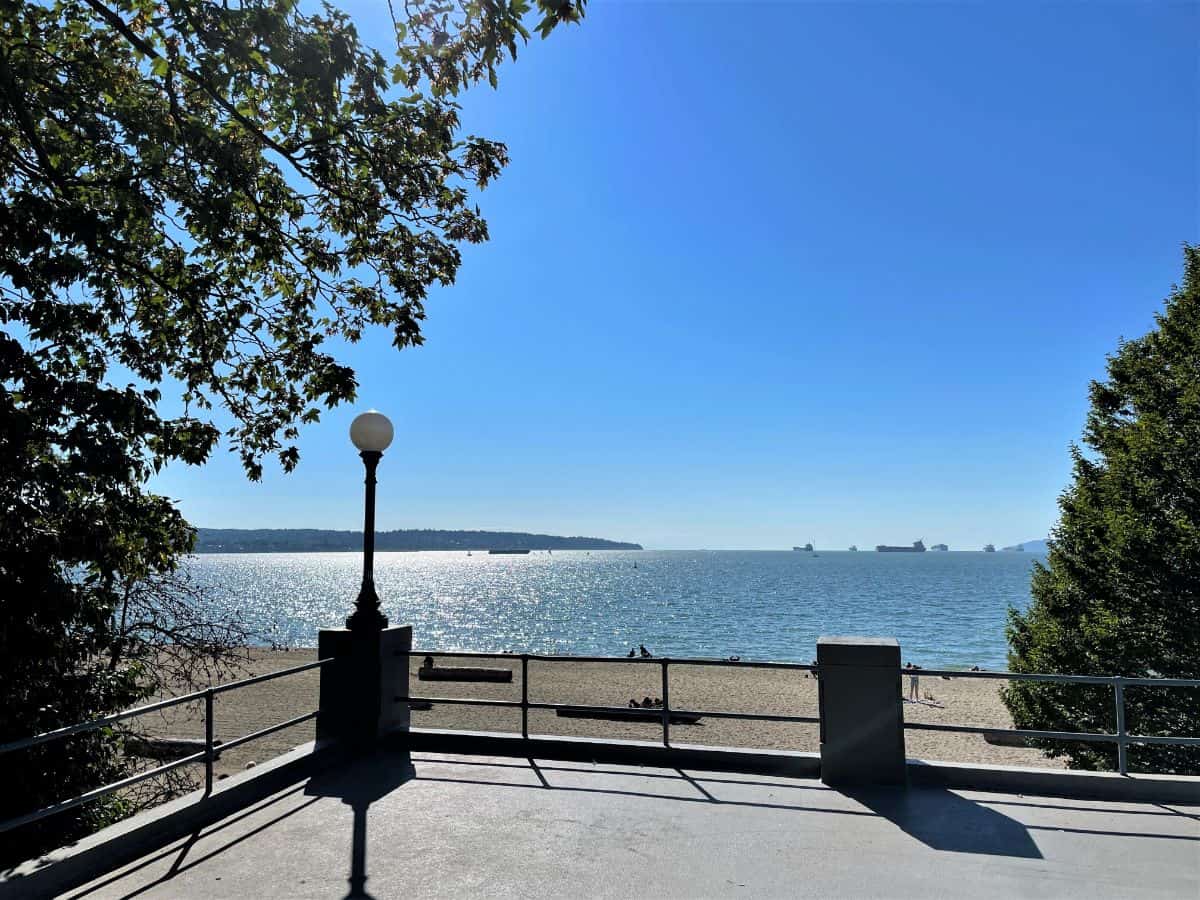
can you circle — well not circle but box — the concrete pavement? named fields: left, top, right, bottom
left=53, top=752, right=1200, bottom=899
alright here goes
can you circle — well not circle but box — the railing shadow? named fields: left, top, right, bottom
left=430, top=757, right=1044, bottom=859
left=60, top=751, right=415, bottom=900
left=43, top=749, right=1200, bottom=899
left=304, top=751, right=415, bottom=899
left=63, top=786, right=322, bottom=900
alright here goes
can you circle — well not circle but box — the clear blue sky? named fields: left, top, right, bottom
left=152, top=1, right=1199, bottom=550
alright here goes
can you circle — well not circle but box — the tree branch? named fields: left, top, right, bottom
left=80, top=0, right=319, bottom=190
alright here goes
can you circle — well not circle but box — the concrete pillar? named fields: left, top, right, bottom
left=817, top=636, right=906, bottom=787
left=317, top=624, right=412, bottom=747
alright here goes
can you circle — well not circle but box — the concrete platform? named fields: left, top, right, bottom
left=45, top=752, right=1200, bottom=898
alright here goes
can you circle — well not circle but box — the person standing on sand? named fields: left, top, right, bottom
left=905, top=662, right=921, bottom=701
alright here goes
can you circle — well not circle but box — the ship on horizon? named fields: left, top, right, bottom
left=876, top=539, right=926, bottom=553
left=792, top=543, right=814, bottom=552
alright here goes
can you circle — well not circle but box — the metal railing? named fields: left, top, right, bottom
left=0, top=657, right=334, bottom=835
left=401, top=652, right=1199, bottom=776
left=398, top=650, right=820, bottom=748
left=4, top=647, right=1195, bottom=841
left=901, top=668, right=1200, bottom=774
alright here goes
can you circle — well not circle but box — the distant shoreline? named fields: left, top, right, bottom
left=194, top=527, right=643, bottom=553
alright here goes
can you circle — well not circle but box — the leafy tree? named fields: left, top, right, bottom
left=1004, top=246, right=1200, bottom=775
left=0, top=0, right=584, bottom=865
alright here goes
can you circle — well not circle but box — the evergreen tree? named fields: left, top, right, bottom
left=1004, top=246, right=1200, bottom=774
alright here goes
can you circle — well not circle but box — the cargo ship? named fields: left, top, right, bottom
left=983, top=544, right=995, bottom=552
left=488, top=549, right=531, bottom=555
left=792, top=543, right=814, bottom=552
left=876, top=539, right=926, bottom=553
left=930, top=543, right=949, bottom=551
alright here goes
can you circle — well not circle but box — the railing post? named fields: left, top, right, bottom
left=521, top=654, right=529, bottom=739
left=204, top=688, right=214, bottom=795
left=661, top=659, right=670, bottom=747
left=1114, top=678, right=1128, bottom=775
left=816, top=637, right=906, bottom=787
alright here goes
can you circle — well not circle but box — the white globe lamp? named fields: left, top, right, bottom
left=350, top=410, right=394, bottom=453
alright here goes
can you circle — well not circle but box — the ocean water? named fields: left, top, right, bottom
left=185, top=550, right=1045, bottom=669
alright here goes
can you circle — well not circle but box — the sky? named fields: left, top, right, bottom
left=151, top=1, right=1199, bottom=550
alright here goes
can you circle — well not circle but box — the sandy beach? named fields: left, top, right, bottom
left=137, top=650, right=1067, bottom=779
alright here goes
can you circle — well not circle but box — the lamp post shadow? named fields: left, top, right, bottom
left=305, top=750, right=416, bottom=899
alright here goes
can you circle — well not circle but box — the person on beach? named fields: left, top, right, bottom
left=905, top=662, right=921, bottom=701
left=627, top=648, right=636, bottom=658
left=639, top=645, right=652, bottom=658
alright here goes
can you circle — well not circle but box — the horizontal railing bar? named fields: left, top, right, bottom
left=658, top=659, right=816, bottom=671
left=406, top=697, right=672, bottom=717
left=214, top=711, right=320, bottom=755
left=911, top=669, right=1113, bottom=684
left=400, top=696, right=819, bottom=724
left=210, top=658, right=334, bottom=696
left=900, top=668, right=1200, bottom=687
left=0, top=657, right=336, bottom=758
left=407, top=650, right=815, bottom=670
left=906, top=722, right=1200, bottom=747
left=401, top=696, right=523, bottom=709
left=0, top=693, right=202, bottom=757
left=0, top=749, right=207, bottom=835
left=1123, top=734, right=1200, bottom=747
left=406, top=650, right=522, bottom=660
left=676, top=708, right=820, bottom=724
left=904, top=721, right=1120, bottom=742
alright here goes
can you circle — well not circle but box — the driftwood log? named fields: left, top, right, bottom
left=417, top=666, right=513, bottom=683
left=555, top=706, right=702, bottom=725
left=983, top=730, right=1033, bottom=747
left=125, top=735, right=224, bottom=760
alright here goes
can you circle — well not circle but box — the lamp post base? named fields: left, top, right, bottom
left=346, top=607, right=389, bottom=631
left=346, top=581, right=388, bottom=631
left=317, top=624, right=412, bottom=747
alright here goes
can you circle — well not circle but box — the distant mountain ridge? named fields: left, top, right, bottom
left=1003, top=539, right=1050, bottom=553
left=195, top=528, right=642, bottom=553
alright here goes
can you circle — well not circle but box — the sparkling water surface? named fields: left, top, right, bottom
left=186, top=550, right=1044, bottom=669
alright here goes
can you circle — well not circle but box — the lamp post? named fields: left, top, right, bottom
left=347, top=410, right=393, bottom=632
